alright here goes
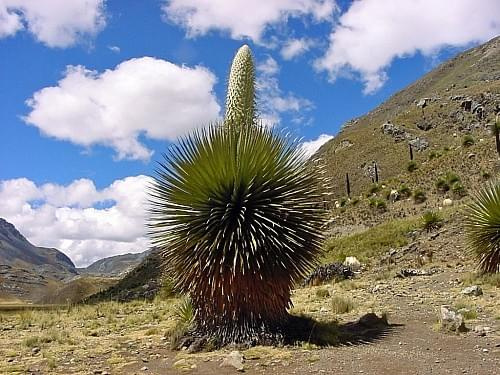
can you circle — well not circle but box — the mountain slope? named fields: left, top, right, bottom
left=0, top=218, right=78, bottom=301
left=316, top=36, right=500, bottom=199
left=78, top=250, right=150, bottom=277
left=0, top=218, right=76, bottom=278
left=85, top=248, right=166, bottom=303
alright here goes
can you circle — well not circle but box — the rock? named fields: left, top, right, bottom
left=442, top=198, right=453, bottom=206
left=417, top=98, right=430, bottom=108
left=343, top=256, right=361, bottom=271
left=467, top=153, right=476, bottom=159
left=359, top=313, right=388, bottom=327
left=416, top=120, right=432, bottom=131
left=140, top=366, right=148, bottom=371
left=389, top=189, right=400, bottom=202
left=220, top=351, right=244, bottom=372
left=440, top=306, right=467, bottom=332
left=408, top=137, right=429, bottom=151
left=381, top=122, right=410, bottom=142
left=473, top=325, right=493, bottom=336
left=397, top=268, right=438, bottom=277
left=335, top=139, right=353, bottom=152
left=31, top=347, right=40, bottom=354
left=461, top=285, right=483, bottom=296
left=303, top=262, right=354, bottom=286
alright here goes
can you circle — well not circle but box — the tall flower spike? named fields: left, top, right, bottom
left=224, top=45, right=256, bottom=128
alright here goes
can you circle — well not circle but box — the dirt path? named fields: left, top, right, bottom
left=118, top=268, right=499, bottom=375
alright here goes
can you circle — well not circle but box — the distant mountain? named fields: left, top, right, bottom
left=86, top=248, right=167, bottom=303
left=78, top=250, right=150, bottom=277
left=0, top=218, right=78, bottom=301
left=0, top=218, right=76, bottom=277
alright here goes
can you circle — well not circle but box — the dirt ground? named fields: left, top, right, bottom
left=1, top=220, right=499, bottom=375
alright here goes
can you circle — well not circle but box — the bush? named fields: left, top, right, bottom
left=428, top=151, right=441, bottom=160
left=315, top=288, right=330, bottom=298
left=398, top=184, right=411, bottom=198
left=451, top=182, right=466, bottom=198
left=350, top=197, right=360, bottom=206
left=435, top=178, right=449, bottom=192
left=436, top=172, right=461, bottom=193
left=407, top=161, right=418, bottom=172
left=413, top=189, right=427, bottom=204
left=369, top=198, right=386, bottom=211
left=445, top=172, right=460, bottom=185
left=464, top=180, right=500, bottom=273
left=331, top=295, right=355, bottom=314
left=462, top=135, right=475, bottom=147
left=369, top=183, right=382, bottom=195
left=421, top=211, right=443, bottom=232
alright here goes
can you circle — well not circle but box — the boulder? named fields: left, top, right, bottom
left=408, top=137, right=429, bottom=151
left=417, top=98, right=430, bottom=108
left=389, top=189, right=400, bottom=202
left=461, top=285, right=483, bottom=296
left=220, top=351, right=244, bottom=372
left=442, top=198, right=453, bottom=207
left=440, top=305, right=467, bottom=332
left=343, top=256, right=361, bottom=271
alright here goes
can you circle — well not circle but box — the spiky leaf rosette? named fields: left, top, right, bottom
left=464, top=180, right=500, bottom=273
left=148, top=125, right=325, bottom=344
left=224, top=45, right=256, bottom=128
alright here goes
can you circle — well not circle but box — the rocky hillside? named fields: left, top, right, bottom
left=316, top=36, right=500, bottom=199
left=78, top=250, right=150, bottom=277
left=0, top=218, right=78, bottom=301
left=85, top=248, right=167, bottom=303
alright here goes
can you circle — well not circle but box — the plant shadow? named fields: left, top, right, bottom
left=284, top=312, right=402, bottom=347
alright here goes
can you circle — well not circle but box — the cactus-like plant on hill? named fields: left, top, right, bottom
left=149, top=45, right=326, bottom=344
left=464, top=180, right=500, bottom=274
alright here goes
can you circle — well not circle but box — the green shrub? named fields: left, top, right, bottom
left=331, top=295, right=355, bottom=314
left=421, top=211, right=443, bottom=232
left=462, top=135, right=475, bottom=147
left=413, top=189, right=427, bottom=204
left=369, top=183, right=382, bottom=195
left=451, top=182, right=466, bottom=198
left=315, top=288, right=330, bottom=298
left=398, top=184, right=411, bottom=198
left=428, top=151, right=441, bottom=160
left=464, top=180, right=500, bottom=273
left=435, top=178, right=449, bottom=192
left=445, top=172, right=460, bottom=185
left=407, top=161, right=418, bottom=172
left=369, top=198, right=386, bottom=211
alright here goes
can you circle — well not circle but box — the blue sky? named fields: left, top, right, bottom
left=1, top=0, right=498, bottom=266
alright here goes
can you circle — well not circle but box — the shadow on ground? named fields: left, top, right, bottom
left=286, top=313, right=402, bottom=347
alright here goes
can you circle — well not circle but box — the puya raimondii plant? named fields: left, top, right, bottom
left=464, top=180, right=500, bottom=274
left=148, top=45, right=326, bottom=345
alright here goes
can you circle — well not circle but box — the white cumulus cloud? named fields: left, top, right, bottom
left=257, top=56, right=314, bottom=126
left=162, top=0, right=336, bottom=42
left=0, top=0, right=106, bottom=47
left=301, top=133, right=333, bottom=157
left=24, top=57, right=221, bottom=161
left=280, top=38, right=314, bottom=59
left=0, top=175, right=152, bottom=267
left=315, top=0, right=500, bottom=94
